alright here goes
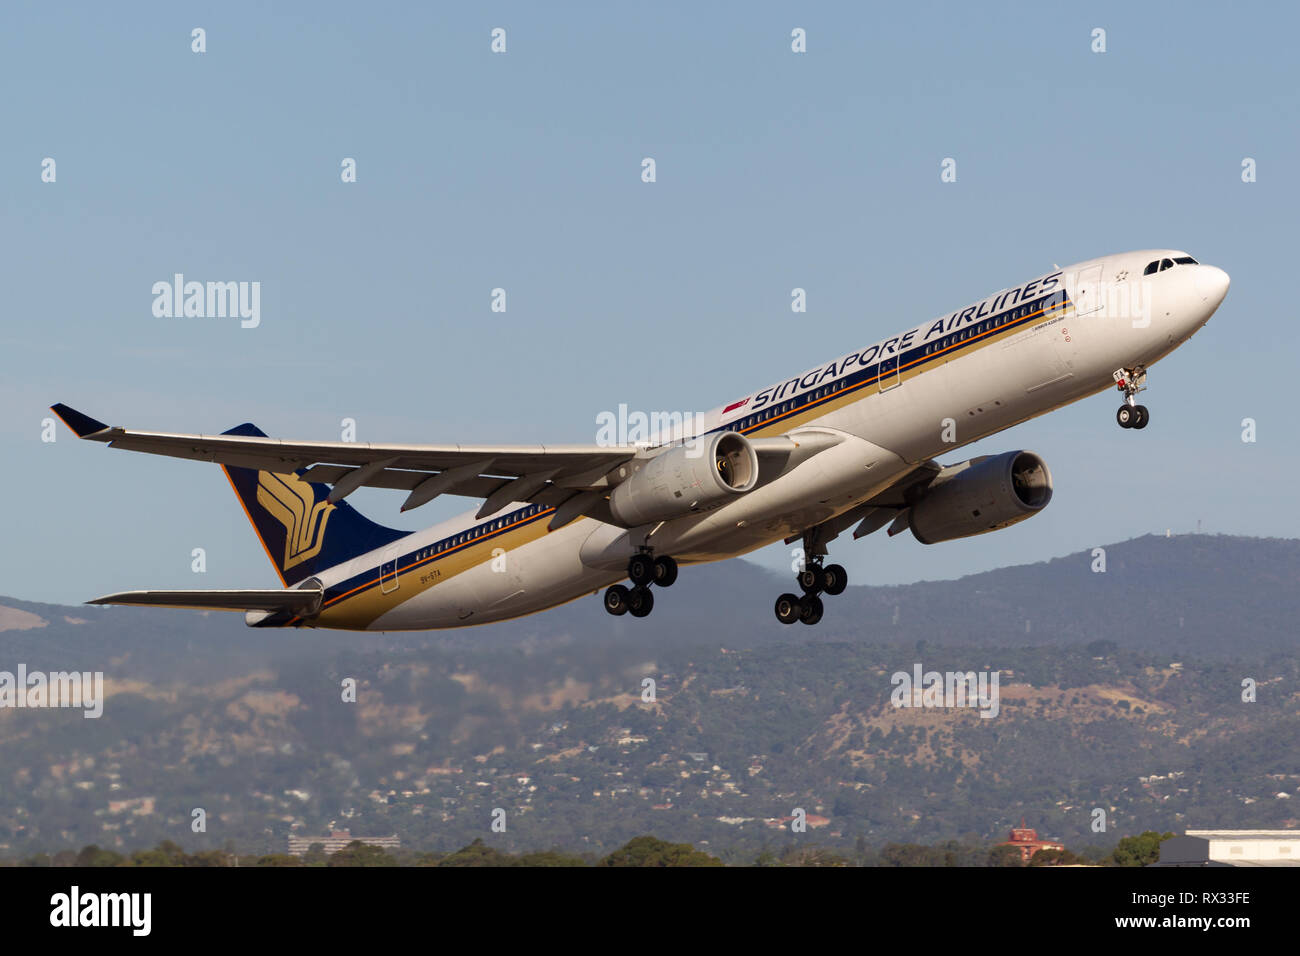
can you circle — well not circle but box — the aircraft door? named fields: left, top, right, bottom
left=1073, top=264, right=1104, bottom=316
left=380, top=546, right=400, bottom=594
left=878, top=343, right=901, bottom=392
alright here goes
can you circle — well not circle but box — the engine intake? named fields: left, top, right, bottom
left=909, top=450, right=1052, bottom=545
left=609, top=431, right=758, bottom=526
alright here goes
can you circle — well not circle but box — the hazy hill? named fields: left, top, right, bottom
left=1, top=534, right=1296, bottom=859
left=3, top=534, right=1297, bottom=667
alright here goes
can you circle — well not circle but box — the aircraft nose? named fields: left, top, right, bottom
left=1195, top=265, right=1230, bottom=307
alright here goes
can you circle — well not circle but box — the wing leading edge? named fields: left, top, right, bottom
left=50, top=402, right=636, bottom=517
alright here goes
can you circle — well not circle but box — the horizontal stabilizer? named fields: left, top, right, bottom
left=86, top=588, right=323, bottom=613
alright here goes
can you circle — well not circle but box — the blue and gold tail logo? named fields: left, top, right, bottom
left=220, top=421, right=409, bottom=586
left=256, top=470, right=335, bottom=571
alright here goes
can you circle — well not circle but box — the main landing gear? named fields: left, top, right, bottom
left=604, top=553, right=678, bottom=618
left=1113, top=366, right=1150, bottom=430
left=774, top=558, right=848, bottom=626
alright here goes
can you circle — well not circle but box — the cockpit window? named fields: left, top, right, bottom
left=1145, top=255, right=1198, bottom=274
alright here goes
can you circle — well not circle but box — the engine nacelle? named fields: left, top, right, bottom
left=908, top=450, right=1052, bottom=545
left=609, top=431, right=759, bottom=526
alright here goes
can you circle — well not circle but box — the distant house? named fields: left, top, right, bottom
left=764, top=814, right=830, bottom=829
left=286, top=829, right=400, bottom=857
left=998, top=819, right=1064, bottom=862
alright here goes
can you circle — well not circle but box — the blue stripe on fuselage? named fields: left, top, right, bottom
left=718, top=290, right=1070, bottom=436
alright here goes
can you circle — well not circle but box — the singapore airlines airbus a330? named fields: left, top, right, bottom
left=53, top=250, right=1228, bottom=630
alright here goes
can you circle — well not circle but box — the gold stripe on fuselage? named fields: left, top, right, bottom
left=313, top=507, right=555, bottom=628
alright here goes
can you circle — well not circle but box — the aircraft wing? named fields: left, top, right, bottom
left=51, top=404, right=828, bottom=521
left=86, top=587, right=323, bottom=613
left=784, top=459, right=943, bottom=548
left=51, top=403, right=639, bottom=516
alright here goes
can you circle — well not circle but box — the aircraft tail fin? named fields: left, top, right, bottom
left=220, top=423, right=409, bottom=586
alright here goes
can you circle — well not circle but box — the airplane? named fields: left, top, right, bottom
left=51, top=249, right=1229, bottom=630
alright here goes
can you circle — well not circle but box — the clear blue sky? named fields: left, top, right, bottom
left=3, top=1, right=1296, bottom=605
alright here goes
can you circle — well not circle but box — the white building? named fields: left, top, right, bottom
left=1158, top=829, right=1300, bottom=866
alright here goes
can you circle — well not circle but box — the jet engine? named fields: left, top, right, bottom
left=908, top=450, right=1052, bottom=545
left=609, top=431, right=759, bottom=526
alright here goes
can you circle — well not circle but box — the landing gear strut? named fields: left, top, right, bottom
left=1113, top=367, right=1150, bottom=430
left=775, top=531, right=848, bottom=626
left=604, top=552, right=677, bottom=618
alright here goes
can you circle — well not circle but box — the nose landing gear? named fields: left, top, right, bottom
left=1114, top=367, right=1150, bottom=430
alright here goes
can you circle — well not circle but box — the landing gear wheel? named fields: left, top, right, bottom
left=798, top=594, right=824, bottom=626
left=797, top=566, right=823, bottom=594
left=652, top=555, right=678, bottom=587
left=775, top=592, right=802, bottom=625
left=627, top=586, right=654, bottom=618
left=1113, top=367, right=1149, bottom=430
left=628, top=554, right=655, bottom=587
left=821, top=564, right=848, bottom=596
left=603, top=584, right=630, bottom=616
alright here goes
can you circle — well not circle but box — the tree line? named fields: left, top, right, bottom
left=4, top=831, right=1176, bottom=867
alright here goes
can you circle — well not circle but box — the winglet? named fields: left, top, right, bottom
left=50, top=403, right=109, bottom=438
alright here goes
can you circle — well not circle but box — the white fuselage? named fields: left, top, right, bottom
left=301, top=250, right=1228, bottom=631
